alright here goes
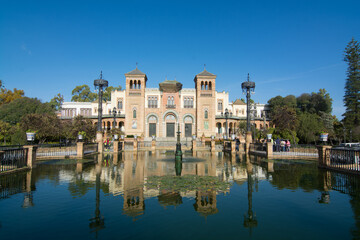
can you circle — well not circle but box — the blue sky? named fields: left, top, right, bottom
left=1, top=0, right=359, bottom=119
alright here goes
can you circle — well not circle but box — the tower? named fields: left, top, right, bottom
left=194, top=68, right=216, bottom=137
left=124, top=67, right=147, bottom=136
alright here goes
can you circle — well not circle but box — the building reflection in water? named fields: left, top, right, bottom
left=3, top=151, right=360, bottom=238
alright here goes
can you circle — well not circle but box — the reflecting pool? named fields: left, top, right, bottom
left=1, top=151, right=360, bottom=239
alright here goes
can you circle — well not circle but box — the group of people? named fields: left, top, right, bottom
left=104, top=138, right=111, bottom=151
left=273, top=138, right=291, bottom=152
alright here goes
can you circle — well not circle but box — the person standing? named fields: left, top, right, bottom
left=280, top=139, right=285, bottom=152
left=286, top=140, right=291, bottom=152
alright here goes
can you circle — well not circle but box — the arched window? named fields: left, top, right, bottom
left=201, top=81, right=204, bottom=90
left=167, top=96, right=171, bottom=105
left=138, top=80, right=141, bottom=89
left=209, top=82, right=212, bottom=90
left=130, top=80, right=133, bottom=89
left=171, top=97, right=174, bottom=105
left=118, top=99, right=123, bottom=109
left=133, top=109, right=137, bottom=118
left=134, top=81, right=137, bottom=89
left=218, top=101, right=223, bottom=111
left=205, top=82, right=208, bottom=90
left=205, top=109, right=208, bottom=119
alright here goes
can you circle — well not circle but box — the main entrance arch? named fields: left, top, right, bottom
left=165, top=113, right=176, bottom=137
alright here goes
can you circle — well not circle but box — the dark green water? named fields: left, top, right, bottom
left=1, top=151, right=360, bottom=240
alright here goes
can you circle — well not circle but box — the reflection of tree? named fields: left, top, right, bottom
left=68, top=179, right=93, bottom=198
left=269, top=161, right=320, bottom=192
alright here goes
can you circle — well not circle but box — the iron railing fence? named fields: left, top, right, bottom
left=0, top=145, right=23, bottom=151
left=273, top=144, right=318, bottom=157
left=215, top=142, right=224, bottom=151
left=84, top=143, right=98, bottom=154
left=137, top=141, right=152, bottom=149
left=0, top=148, right=28, bottom=172
left=224, top=142, right=232, bottom=152
left=36, top=143, right=77, bottom=158
left=124, top=141, right=134, bottom=150
left=330, top=170, right=360, bottom=195
left=328, top=148, right=360, bottom=172
left=0, top=171, right=27, bottom=199
left=250, top=143, right=264, bottom=152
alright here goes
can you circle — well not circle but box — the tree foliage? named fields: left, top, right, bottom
left=0, top=97, right=54, bottom=125
left=62, top=116, right=96, bottom=141
left=103, top=85, right=122, bottom=102
left=0, top=120, right=11, bottom=144
left=71, top=84, right=122, bottom=102
left=343, top=38, right=360, bottom=132
left=20, top=113, right=61, bottom=143
left=0, top=87, right=25, bottom=106
left=50, top=93, right=64, bottom=111
left=71, top=85, right=97, bottom=102
left=267, top=89, right=334, bottom=143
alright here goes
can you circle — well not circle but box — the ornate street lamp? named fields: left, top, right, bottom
left=94, top=71, right=108, bottom=132
left=241, top=73, right=255, bottom=132
left=112, top=107, right=118, bottom=129
left=224, top=108, right=229, bottom=139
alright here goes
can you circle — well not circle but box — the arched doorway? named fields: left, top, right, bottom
left=216, top=122, right=222, bottom=134
left=165, top=113, right=176, bottom=137
left=184, top=116, right=193, bottom=137
left=148, top=115, right=158, bottom=137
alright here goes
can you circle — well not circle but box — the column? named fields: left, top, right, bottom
left=266, top=142, right=273, bottom=158
left=77, top=142, right=84, bottom=158
left=113, top=140, right=119, bottom=153
left=24, top=145, right=37, bottom=169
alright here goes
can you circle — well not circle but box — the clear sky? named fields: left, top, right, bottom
left=1, top=0, right=359, bottom=119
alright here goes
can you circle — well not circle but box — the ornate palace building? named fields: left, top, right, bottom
left=61, top=67, right=270, bottom=139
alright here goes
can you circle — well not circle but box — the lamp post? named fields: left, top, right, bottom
left=224, top=108, right=229, bottom=139
left=94, top=71, right=108, bottom=132
left=241, top=73, right=255, bottom=132
left=242, top=73, right=255, bottom=153
left=112, top=107, right=117, bottom=129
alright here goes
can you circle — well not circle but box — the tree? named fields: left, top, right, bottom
left=62, top=116, right=96, bottom=141
left=0, top=97, right=54, bottom=125
left=50, top=93, right=64, bottom=111
left=0, top=87, right=25, bottom=105
left=0, top=120, right=11, bottom=144
left=71, top=84, right=122, bottom=102
left=103, top=85, right=122, bottom=102
left=297, top=113, right=323, bottom=144
left=20, top=113, right=61, bottom=143
left=71, top=85, right=97, bottom=102
left=343, top=38, right=360, bottom=132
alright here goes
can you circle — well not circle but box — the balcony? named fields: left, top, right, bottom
left=166, top=104, right=176, bottom=109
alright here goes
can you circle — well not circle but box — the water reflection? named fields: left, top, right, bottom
left=1, top=152, right=360, bottom=239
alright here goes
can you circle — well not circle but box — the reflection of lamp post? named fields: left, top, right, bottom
left=225, top=108, right=229, bottom=139
left=244, top=162, right=257, bottom=234
left=89, top=168, right=105, bottom=236
left=94, top=71, right=108, bottom=132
